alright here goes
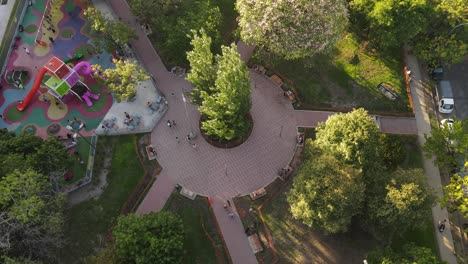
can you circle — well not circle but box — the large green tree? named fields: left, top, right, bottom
left=113, top=212, right=184, bottom=264
left=84, top=7, right=138, bottom=53
left=423, top=118, right=466, bottom=170
left=161, top=0, right=222, bottom=66
left=236, top=0, right=348, bottom=59
left=315, top=108, right=381, bottom=169
left=413, top=33, right=468, bottom=68
left=198, top=43, right=251, bottom=140
left=93, top=59, right=149, bottom=102
left=186, top=29, right=217, bottom=103
left=0, top=169, right=65, bottom=260
left=288, top=141, right=365, bottom=233
left=366, top=243, right=445, bottom=264
left=127, top=0, right=182, bottom=26
left=0, top=133, right=71, bottom=178
left=441, top=171, right=468, bottom=218
left=364, top=168, right=434, bottom=241
left=349, top=0, right=431, bottom=50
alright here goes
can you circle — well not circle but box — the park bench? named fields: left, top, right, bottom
left=247, top=234, right=263, bottom=253
left=145, top=145, right=157, bottom=160
left=270, top=74, right=283, bottom=86
left=250, top=188, right=266, bottom=200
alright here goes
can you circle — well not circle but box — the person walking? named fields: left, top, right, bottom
left=23, top=47, right=30, bottom=55
left=439, top=219, right=447, bottom=233
left=167, top=120, right=172, bottom=128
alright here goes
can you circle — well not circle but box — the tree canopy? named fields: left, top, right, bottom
left=186, top=29, right=217, bottom=103
left=0, top=131, right=68, bottom=261
left=288, top=141, right=365, bottom=233
left=93, top=59, right=149, bottom=102
left=349, top=0, right=468, bottom=67
left=84, top=7, right=137, bottom=53
left=349, top=0, right=431, bottom=49
left=0, top=132, right=71, bottom=178
left=315, top=108, right=381, bottom=169
left=364, top=168, right=434, bottom=241
left=366, top=243, right=445, bottom=264
left=441, top=171, right=468, bottom=218
left=0, top=170, right=65, bottom=260
left=127, top=0, right=182, bottom=26
left=236, top=0, right=348, bottom=59
left=423, top=118, right=467, bottom=170
left=198, top=43, right=252, bottom=140
left=113, top=212, right=184, bottom=264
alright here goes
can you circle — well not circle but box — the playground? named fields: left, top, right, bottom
left=0, top=0, right=118, bottom=190
left=0, top=0, right=114, bottom=138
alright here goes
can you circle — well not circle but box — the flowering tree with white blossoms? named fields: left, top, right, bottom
left=236, top=0, right=348, bottom=59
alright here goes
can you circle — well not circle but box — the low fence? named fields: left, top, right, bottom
left=120, top=134, right=161, bottom=214
left=60, top=134, right=98, bottom=193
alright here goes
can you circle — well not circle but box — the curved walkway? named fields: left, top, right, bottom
left=103, top=1, right=434, bottom=263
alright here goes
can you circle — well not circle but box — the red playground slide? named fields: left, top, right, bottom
left=17, top=67, right=48, bottom=112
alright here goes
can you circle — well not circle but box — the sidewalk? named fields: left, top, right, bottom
left=406, top=49, right=457, bottom=263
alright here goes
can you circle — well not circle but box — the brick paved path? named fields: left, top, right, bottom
left=104, top=2, right=426, bottom=263
left=294, top=110, right=417, bottom=134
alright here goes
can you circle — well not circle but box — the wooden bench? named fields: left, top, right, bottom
left=247, top=234, right=263, bottom=253
left=250, top=188, right=267, bottom=200
left=145, top=145, right=157, bottom=160
left=270, top=74, right=283, bottom=86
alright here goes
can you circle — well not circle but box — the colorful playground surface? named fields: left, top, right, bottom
left=0, top=0, right=114, bottom=138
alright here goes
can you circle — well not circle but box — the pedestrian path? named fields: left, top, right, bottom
left=108, top=1, right=259, bottom=263
left=406, top=48, right=457, bottom=264
left=103, top=2, right=434, bottom=263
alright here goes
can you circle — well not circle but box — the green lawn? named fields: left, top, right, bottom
left=58, top=138, right=91, bottom=187
left=59, top=135, right=144, bottom=263
left=398, top=134, right=424, bottom=169
left=251, top=33, right=411, bottom=113
left=164, top=192, right=230, bottom=264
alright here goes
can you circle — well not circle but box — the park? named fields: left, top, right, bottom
left=0, top=0, right=466, bottom=263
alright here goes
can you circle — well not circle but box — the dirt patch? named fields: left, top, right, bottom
left=67, top=145, right=112, bottom=207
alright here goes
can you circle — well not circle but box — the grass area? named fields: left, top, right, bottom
left=251, top=33, right=411, bottom=113
left=59, top=135, right=144, bottom=263
left=233, top=134, right=435, bottom=263
left=63, top=138, right=91, bottom=186
left=398, top=134, right=424, bottom=169
left=234, top=179, right=376, bottom=264
left=164, top=191, right=230, bottom=264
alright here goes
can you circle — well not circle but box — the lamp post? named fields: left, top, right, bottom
left=181, top=92, right=195, bottom=138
